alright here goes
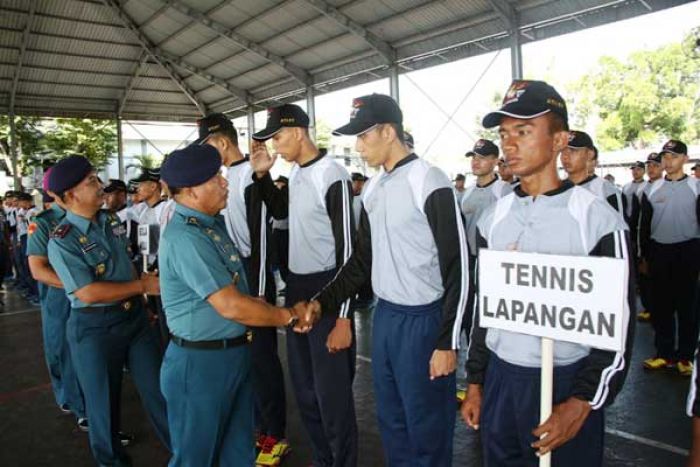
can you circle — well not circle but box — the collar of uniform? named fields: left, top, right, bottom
left=229, top=156, right=249, bottom=168
left=476, top=173, right=499, bottom=189
left=514, top=179, right=574, bottom=198
left=665, top=174, right=688, bottom=182
left=299, top=151, right=325, bottom=168
left=388, top=153, right=418, bottom=173
left=148, top=198, right=165, bottom=209
left=50, top=203, right=65, bottom=217
left=577, top=174, right=597, bottom=186
left=174, top=202, right=216, bottom=228
left=65, top=210, right=99, bottom=234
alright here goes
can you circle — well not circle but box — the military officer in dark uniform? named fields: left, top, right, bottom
left=158, top=145, right=314, bottom=466
left=46, top=155, right=170, bottom=467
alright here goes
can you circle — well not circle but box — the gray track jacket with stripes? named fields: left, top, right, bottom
left=316, top=154, right=470, bottom=350
left=466, top=180, right=635, bottom=409
left=253, top=152, right=355, bottom=318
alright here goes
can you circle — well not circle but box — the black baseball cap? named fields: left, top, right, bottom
left=630, top=161, right=645, bottom=170
left=483, top=80, right=568, bottom=129
left=192, top=113, right=236, bottom=146
left=567, top=130, right=595, bottom=149
left=333, top=94, right=403, bottom=136
left=253, top=104, right=310, bottom=141
left=103, top=179, right=127, bottom=194
left=646, top=152, right=662, bottom=164
left=351, top=172, right=368, bottom=182
left=659, top=139, right=688, bottom=156
left=132, top=167, right=160, bottom=183
left=692, top=162, right=700, bottom=170
left=466, top=139, right=499, bottom=157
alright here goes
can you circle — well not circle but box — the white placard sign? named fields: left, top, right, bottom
left=478, top=249, right=626, bottom=352
left=137, top=224, right=152, bottom=255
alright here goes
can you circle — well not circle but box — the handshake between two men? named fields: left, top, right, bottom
left=286, top=300, right=354, bottom=354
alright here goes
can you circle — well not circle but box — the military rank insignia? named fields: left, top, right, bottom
left=95, top=263, right=106, bottom=276
left=51, top=224, right=71, bottom=239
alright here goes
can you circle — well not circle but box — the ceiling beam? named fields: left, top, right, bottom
left=487, top=0, right=518, bottom=26
left=302, top=0, right=395, bottom=64
left=165, top=0, right=311, bottom=86
left=9, top=0, right=37, bottom=114
left=118, top=51, right=149, bottom=116
left=100, top=0, right=209, bottom=114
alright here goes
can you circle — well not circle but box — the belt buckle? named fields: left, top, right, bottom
left=246, top=330, right=253, bottom=343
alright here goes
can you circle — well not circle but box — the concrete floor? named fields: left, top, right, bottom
left=0, top=286, right=692, bottom=466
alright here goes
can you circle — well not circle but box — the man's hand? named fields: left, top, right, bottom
left=250, top=140, right=277, bottom=178
left=140, top=272, right=160, bottom=296
left=531, top=397, right=592, bottom=456
left=291, top=300, right=320, bottom=333
left=460, top=384, right=482, bottom=430
left=326, top=317, right=352, bottom=353
left=429, top=349, right=456, bottom=380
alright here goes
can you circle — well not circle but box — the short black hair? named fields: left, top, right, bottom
left=169, top=186, right=183, bottom=196
left=212, top=128, right=239, bottom=147
left=386, top=123, right=405, bottom=144
left=547, top=113, right=569, bottom=134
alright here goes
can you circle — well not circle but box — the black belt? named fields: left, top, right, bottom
left=170, top=331, right=252, bottom=350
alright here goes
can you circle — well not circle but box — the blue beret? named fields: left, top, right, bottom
left=47, top=155, right=93, bottom=195
left=161, top=145, right=221, bottom=189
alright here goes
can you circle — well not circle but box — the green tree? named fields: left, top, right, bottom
left=569, top=29, right=700, bottom=151
left=315, top=119, right=332, bottom=149
left=43, top=118, right=117, bottom=168
left=0, top=115, right=45, bottom=176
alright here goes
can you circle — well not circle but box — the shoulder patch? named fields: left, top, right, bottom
left=51, top=224, right=71, bottom=239
left=27, top=223, right=38, bottom=236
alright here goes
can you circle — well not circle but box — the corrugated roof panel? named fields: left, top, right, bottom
left=229, top=63, right=288, bottom=90
left=204, top=50, right=270, bottom=77
left=32, top=12, right=136, bottom=46
left=24, top=49, right=135, bottom=75
left=28, top=34, right=141, bottom=62
left=235, top=0, right=320, bottom=43
left=132, top=75, right=182, bottom=91
left=128, top=89, right=193, bottom=105
left=38, top=0, right=123, bottom=28
left=22, top=68, right=128, bottom=88
left=208, top=0, right=280, bottom=29
left=18, top=81, right=117, bottom=101
left=0, top=48, right=19, bottom=64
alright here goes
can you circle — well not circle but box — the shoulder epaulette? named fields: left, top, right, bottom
left=51, top=223, right=71, bottom=239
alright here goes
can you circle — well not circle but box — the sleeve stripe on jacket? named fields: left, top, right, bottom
left=450, top=190, right=470, bottom=349
left=590, top=229, right=629, bottom=409
left=338, top=181, right=352, bottom=319
left=257, top=203, right=267, bottom=296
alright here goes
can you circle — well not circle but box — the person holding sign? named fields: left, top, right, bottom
left=462, top=80, right=635, bottom=466
left=303, top=93, right=469, bottom=466
left=639, top=140, right=700, bottom=376
left=561, top=130, right=626, bottom=219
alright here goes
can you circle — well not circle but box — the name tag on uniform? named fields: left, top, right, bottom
left=112, top=225, right=127, bottom=237
left=81, top=242, right=98, bottom=253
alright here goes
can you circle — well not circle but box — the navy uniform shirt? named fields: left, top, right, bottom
left=27, top=204, right=65, bottom=257
left=48, top=210, right=135, bottom=309
left=159, top=203, right=249, bottom=341
left=316, top=154, right=470, bottom=350
left=466, top=181, right=635, bottom=409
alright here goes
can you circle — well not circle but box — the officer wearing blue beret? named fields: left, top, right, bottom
left=158, top=144, right=314, bottom=466
left=46, top=155, right=170, bottom=466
